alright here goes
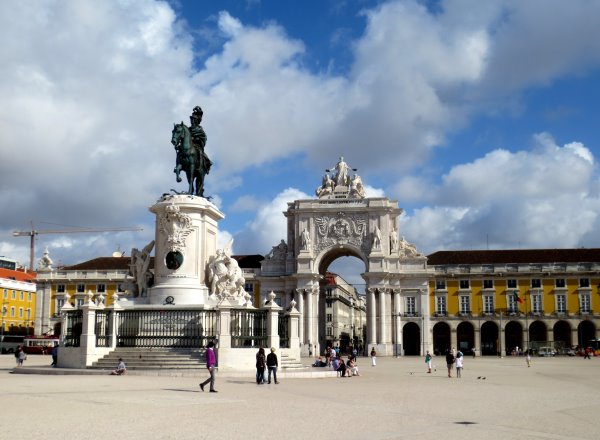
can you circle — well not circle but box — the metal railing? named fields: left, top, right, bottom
left=95, top=310, right=111, bottom=347
left=64, top=310, right=83, bottom=347
left=115, top=309, right=218, bottom=348
left=278, top=314, right=290, bottom=348
left=231, top=309, right=267, bottom=348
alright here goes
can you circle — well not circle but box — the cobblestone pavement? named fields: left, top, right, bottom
left=1, top=354, right=599, bottom=439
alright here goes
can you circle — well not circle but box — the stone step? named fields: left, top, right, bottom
left=89, top=348, right=206, bottom=370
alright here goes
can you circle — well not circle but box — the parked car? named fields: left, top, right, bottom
left=538, top=347, right=556, bottom=357
left=559, top=347, right=576, bottom=356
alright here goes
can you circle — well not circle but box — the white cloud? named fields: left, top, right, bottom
left=400, top=134, right=600, bottom=254
left=234, top=188, right=310, bottom=254
left=229, top=195, right=262, bottom=213
left=3, top=1, right=600, bottom=266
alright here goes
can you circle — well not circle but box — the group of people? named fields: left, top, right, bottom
left=311, top=345, right=363, bottom=377
left=424, top=348, right=465, bottom=378
left=255, top=347, right=280, bottom=384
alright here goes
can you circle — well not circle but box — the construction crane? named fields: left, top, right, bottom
left=13, top=225, right=144, bottom=270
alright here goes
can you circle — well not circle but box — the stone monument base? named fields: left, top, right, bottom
left=147, top=194, right=224, bottom=306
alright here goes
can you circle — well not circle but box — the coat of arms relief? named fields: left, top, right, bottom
left=158, top=203, right=194, bottom=254
left=314, top=213, right=369, bottom=254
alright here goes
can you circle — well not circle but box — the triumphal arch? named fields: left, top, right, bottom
left=260, top=157, right=433, bottom=356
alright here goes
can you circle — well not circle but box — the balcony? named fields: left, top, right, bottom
left=402, top=312, right=421, bottom=318
left=433, top=311, right=447, bottom=317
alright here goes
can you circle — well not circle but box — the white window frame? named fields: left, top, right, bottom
left=580, top=293, right=591, bottom=313
left=556, top=293, right=567, bottom=313
left=531, top=294, right=542, bottom=314
left=406, top=297, right=416, bottom=315
left=76, top=284, right=85, bottom=293
left=507, top=279, right=517, bottom=289
left=483, top=295, right=494, bottom=314
left=459, top=295, right=470, bottom=314
left=436, top=295, right=447, bottom=315
left=483, top=279, right=494, bottom=289
left=459, top=279, right=470, bottom=290
left=507, top=294, right=518, bottom=313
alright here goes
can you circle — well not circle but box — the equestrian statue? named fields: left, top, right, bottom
left=171, top=106, right=212, bottom=196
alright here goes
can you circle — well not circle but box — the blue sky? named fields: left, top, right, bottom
left=1, top=0, right=600, bottom=285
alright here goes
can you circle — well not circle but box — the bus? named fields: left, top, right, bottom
left=0, top=335, right=25, bottom=354
left=23, top=336, right=59, bottom=355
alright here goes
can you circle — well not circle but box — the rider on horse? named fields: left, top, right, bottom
left=172, top=106, right=212, bottom=196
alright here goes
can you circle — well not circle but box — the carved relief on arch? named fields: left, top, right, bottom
left=314, top=212, right=369, bottom=254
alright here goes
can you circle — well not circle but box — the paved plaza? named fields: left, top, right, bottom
left=1, top=354, right=599, bottom=440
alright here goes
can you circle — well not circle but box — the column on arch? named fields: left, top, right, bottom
left=296, top=288, right=305, bottom=346
left=311, top=286, right=320, bottom=354
left=367, top=288, right=377, bottom=345
left=393, top=289, right=401, bottom=350
left=379, top=288, right=386, bottom=344
left=306, top=287, right=313, bottom=349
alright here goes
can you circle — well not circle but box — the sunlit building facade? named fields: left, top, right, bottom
left=0, top=267, right=37, bottom=335
left=427, top=249, right=600, bottom=355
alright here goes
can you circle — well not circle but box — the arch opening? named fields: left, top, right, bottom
left=318, top=252, right=367, bottom=355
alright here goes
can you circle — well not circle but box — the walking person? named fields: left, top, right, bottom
left=445, top=349, right=455, bottom=378
left=15, top=345, right=26, bottom=367
left=266, top=347, right=279, bottom=384
left=51, top=343, right=59, bottom=367
left=256, top=347, right=266, bottom=384
left=526, top=349, right=532, bottom=367
left=14, top=345, right=23, bottom=367
left=455, top=352, right=463, bottom=378
left=425, top=350, right=433, bottom=373
left=370, top=347, right=377, bottom=366
left=199, top=341, right=218, bottom=393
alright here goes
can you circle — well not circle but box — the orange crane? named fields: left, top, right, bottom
left=13, top=225, right=143, bottom=270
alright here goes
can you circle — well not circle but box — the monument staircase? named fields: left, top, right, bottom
left=280, top=352, right=305, bottom=370
left=89, top=348, right=305, bottom=372
left=88, top=348, right=206, bottom=372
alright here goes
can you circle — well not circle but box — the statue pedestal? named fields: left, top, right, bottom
left=148, top=195, right=224, bottom=306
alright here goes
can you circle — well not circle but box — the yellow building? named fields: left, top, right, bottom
left=36, top=256, right=131, bottom=336
left=0, top=267, right=37, bottom=335
left=427, top=249, right=600, bottom=355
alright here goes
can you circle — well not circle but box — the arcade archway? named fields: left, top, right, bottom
left=553, top=320, right=571, bottom=348
left=529, top=320, right=547, bottom=344
left=505, top=321, right=523, bottom=354
left=456, top=321, right=474, bottom=355
left=402, top=322, right=420, bottom=355
left=480, top=321, right=498, bottom=355
left=577, top=320, right=596, bottom=348
left=433, top=322, right=450, bottom=355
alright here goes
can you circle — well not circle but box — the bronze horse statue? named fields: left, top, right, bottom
left=171, top=122, right=211, bottom=196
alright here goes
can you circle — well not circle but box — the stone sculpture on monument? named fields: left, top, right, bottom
left=207, top=239, right=247, bottom=301
left=316, top=156, right=364, bottom=199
